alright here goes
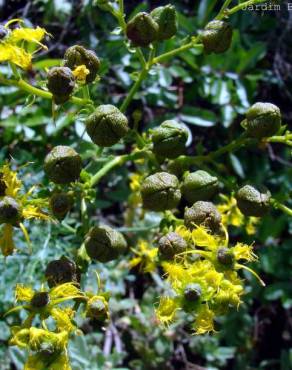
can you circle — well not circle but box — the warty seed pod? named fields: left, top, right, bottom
left=45, top=256, right=79, bottom=288
left=184, top=283, right=202, bottom=302
left=201, top=20, right=233, bottom=54
left=184, top=201, right=221, bottom=231
left=47, top=67, right=75, bottom=104
left=158, top=232, right=187, bottom=260
left=217, top=247, right=234, bottom=266
left=64, top=45, right=100, bottom=83
left=244, top=102, right=281, bottom=139
left=86, top=296, right=109, bottom=321
left=126, top=12, right=159, bottom=47
left=181, top=170, right=219, bottom=204
left=236, top=184, right=271, bottom=217
left=150, top=4, right=177, bottom=41
left=85, top=225, right=127, bottom=263
left=30, top=292, right=50, bottom=308
left=86, top=104, right=129, bottom=147
left=44, top=146, right=82, bottom=184
left=152, top=120, right=188, bottom=159
left=141, top=172, right=181, bottom=211
left=0, top=196, right=21, bottom=225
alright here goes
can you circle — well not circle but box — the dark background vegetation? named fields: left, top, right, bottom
left=0, top=1, right=291, bottom=369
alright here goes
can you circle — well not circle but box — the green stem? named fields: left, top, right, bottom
left=216, top=0, right=233, bottom=20
left=270, top=199, right=292, bottom=217
left=153, top=38, right=201, bottom=64
left=267, top=135, right=292, bottom=147
left=0, top=76, right=91, bottom=106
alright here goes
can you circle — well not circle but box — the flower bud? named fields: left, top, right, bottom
left=236, top=184, right=271, bottom=217
left=47, top=67, right=75, bottom=104
left=141, top=172, right=181, bottom=211
left=45, top=256, right=79, bottom=288
left=86, top=296, right=109, bottom=321
left=0, top=173, right=7, bottom=196
left=152, top=120, right=188, bottom=159
left=64, top=45, right=100, bottom=83
left=0, top=196, right=21, bottom=225
left=50, top=192, right=73, bottom=220
left=44, top=146, right=82, bottom=184
left=126, top=12, right=159, bottom=47
left=158, top=232, right=187, bottom=260
left=184, top=283, right=202, bottom=302
left=217, top=247, right=234, bottom=266
left=184, top=201, right=221, bottom=231
left=30, top=292, right=50, bottom=308
left=0, top=25, right=9, bottom=40
left=182, top=170, right=219, bottom=204
left=85, top=225, right=127, bottom=263
left=150, top=4, right=177, bottom=41
left=86, top=105, right=129, bottom=147
left=244, top=102, right=281, bottom=139
left=201, top=20, right=232, bottom=54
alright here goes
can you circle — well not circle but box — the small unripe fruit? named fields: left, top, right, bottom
left=50, top=192, right=73, bottom=220
left=0, top=25, right=9, bottom=40
left=158, top=232, right=187, bottom=260
left=45, top=256, right=79, bottom=288
left=236, top=185, right=271, bottom=217
left=244, top=102, right=281, bottom=139
left=30, top=292, right=50, bottom=308
left=182, top=170, right=219, bottom=204
left=64, top=45, right=100, bottom=83
left=44, top=146, right=82, bottom=184
left=47, top=67, right=75, bottom=104
left=0, top=196, right=21, bottom=225
left=184, top=283, right=202, bottom=302
left=150, top=4, right=177, bottom=41
left=201, top=20, right=232, bottom=54
left=86, top=105, right=129, bottom=147
left=86, top=296, right=109, bottom=321
left=85, top=225, right=127, bottom=263
left=0, top=173, right=7, bottom=196
left=184, top=201, right=221, bottom=231
left=141, top=172, right=181, bottom=211
left=217, top=247, right=234, bottom=266
left=126, top=12, right=159, bottom=47
left=152, top=120, right=188, bottom=159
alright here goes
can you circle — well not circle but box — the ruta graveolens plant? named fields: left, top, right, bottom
left=0, top=1, right=291, bottom=369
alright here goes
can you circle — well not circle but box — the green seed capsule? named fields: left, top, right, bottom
left=47, top=67, right=75, bottom=104
left=0, top=196, right=21, bottom=225
left=141, top=172, right=181, bottom=211
left=158, top=232, right=187, bottom=260
left=150, top=4, right=177, bottom=41
left=201, top=20, right=232, bottom=54
left=184, top=283, right=202, bottom=302
left=86, top=105, right=129, bottom=147
left=45, top=256, right=79, bottom=288
left=44, top=146, right=82, bottom=184
left=64, top=45, right=100, bottom=83
left=217, top=247, right=234, bottom=266
left=236, top=185, right=271, bottom=217
left=126, top=12, right=159, bottom=47
left=30, top=292, right=50, bottom=308
left=182, top=170, right=219, bottom=204
left=244, top=102, right=281, bottom=139
left=50, top=192, right=73, bottom=220
left=152, top=120, right=188, bottom=159
left=85, top=225, right=127, bottom=263
left=184, top=201, right=221, bottom=231
left=86, top=296, right=109, bottom=321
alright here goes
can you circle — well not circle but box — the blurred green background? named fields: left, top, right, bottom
left=0, top=1, right=291, bottom=369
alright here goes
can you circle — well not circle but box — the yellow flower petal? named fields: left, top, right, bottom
left=72, top=65, right=90, bottom=84
left=22, top=205, right=52, bottom=221
left=1, top=164, right=22, bottom=197
left=10, top=27, right=47, bottom=45
left=156, top=297, right=178, bottom=325
left=50, top=307, right=75, bottom=333
left=15, top=284, right=34, bottom=302
left=194, top=306, right=215, bottom=335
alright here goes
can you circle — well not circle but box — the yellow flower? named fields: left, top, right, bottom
left=232, top=242, right=258, bottom=262
left=193, top=306, right=215, bottom=335
left=129, top=173, right=142, bottom=192
left=156, top=297, right=179, bottom=325
left=0, top=19, right=48, bottom=69
left=129, top=240, right=158, bottom=272
left=72, top=65, right=90, bottom=84
left=0, top=164, right=52, bottom=256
